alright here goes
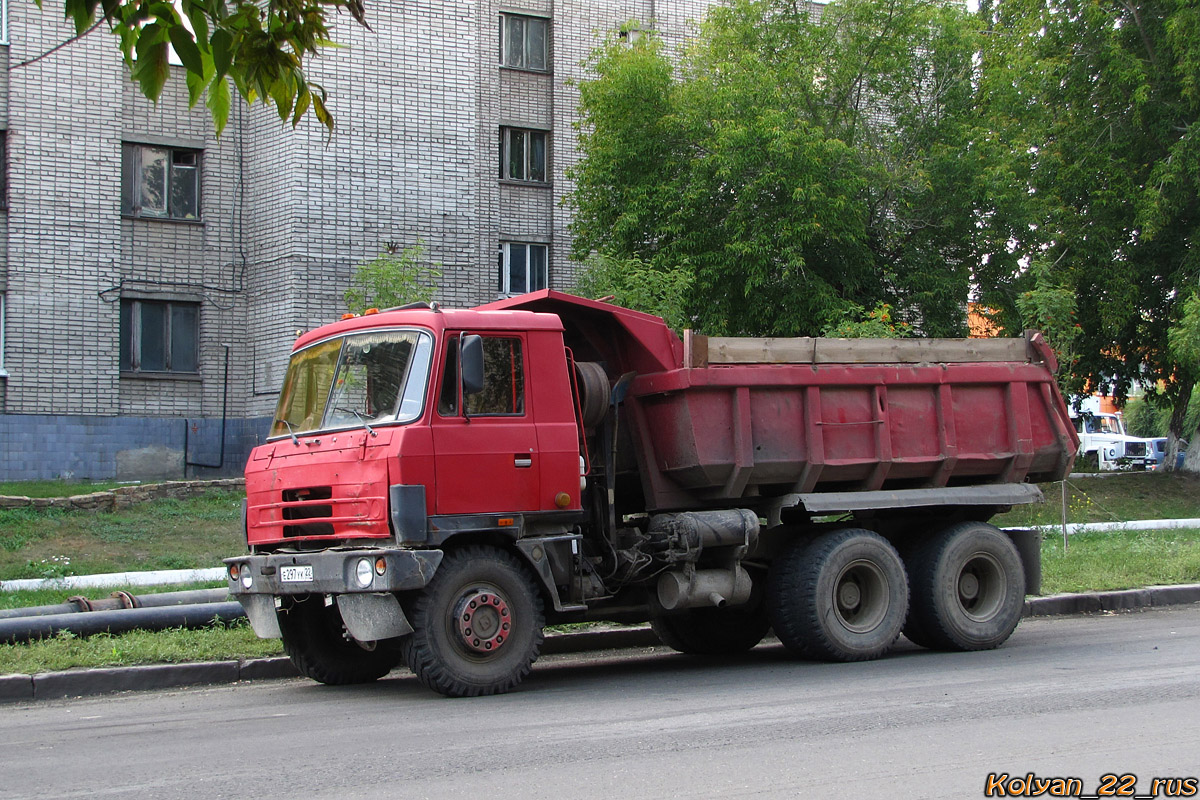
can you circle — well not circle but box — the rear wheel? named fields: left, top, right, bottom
left=651, top=589, right=770, bottom=655
left=401, top=545, right=544, bottom=697
left=279, top=598, right=402, bottom=685
left=768, top=529, right=908, bottom=662
left=903, top=522, right=1025, bottom=651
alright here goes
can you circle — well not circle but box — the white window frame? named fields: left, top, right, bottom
left=499, top=12, right=548, bottom=71
left=0, top=0, right=9, bottom=46
left=498, top=243, right=549, bottom=296
left=499, top=127, right=548, bottom=183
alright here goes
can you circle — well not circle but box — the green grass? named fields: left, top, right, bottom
left=993, top=472, right=1200, bottom=527
left=1041, top=528, right=1200, bottom=594
left=0, top=480, right=128, bottom=498
left=0, top=619, right=283, bottom=675
left=0, top=489, right=244, bottom=581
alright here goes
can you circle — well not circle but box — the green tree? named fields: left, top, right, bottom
left=344, top=241, right=440, bottom=314
left=974, top=0, right=1200, bottom=466
left=569, top=0, right=985, bottom=338
left=35, top=0, right=370, bottom=134
left=572, top=253, right=692, bottom=333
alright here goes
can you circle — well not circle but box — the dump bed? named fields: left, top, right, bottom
left=481, top=291, right=1080, bottom=512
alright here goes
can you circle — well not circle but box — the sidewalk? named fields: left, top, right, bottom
left=3, top=583, right=1198, bottom=703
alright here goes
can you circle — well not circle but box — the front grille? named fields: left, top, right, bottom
left=1126, top=442, right=1146, bottom=457
left=281, top=486, right=334, bottom=537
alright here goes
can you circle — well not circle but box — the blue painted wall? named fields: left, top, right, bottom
left=0, top=415, right=272, bottom=481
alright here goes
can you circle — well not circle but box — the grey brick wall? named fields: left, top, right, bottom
left=0, top=0, right=717, bottom=480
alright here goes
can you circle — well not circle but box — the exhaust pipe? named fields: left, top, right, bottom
left=657, top=566, right=753, bottom=611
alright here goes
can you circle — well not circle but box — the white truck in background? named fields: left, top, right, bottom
left=1069, top=398, right=1152, bottom=470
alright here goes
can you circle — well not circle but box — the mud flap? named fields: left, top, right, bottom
left=239, top=594, right=283, bottom=639
left=336, top=592, right=414, bottom=641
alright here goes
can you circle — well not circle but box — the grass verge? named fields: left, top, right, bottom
left=0, top=489, right=243, bottom=581
left=0, top=480, right=128, bottom=498
left=0, top=619, right=283, bottom=675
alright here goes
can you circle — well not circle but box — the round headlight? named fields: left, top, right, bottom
left=355, top=557, right=374, bottom=588
left=240, top=565, right=253, bottom=589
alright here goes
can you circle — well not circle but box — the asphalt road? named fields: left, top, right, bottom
left=2, top=606, right=1198, bottom=800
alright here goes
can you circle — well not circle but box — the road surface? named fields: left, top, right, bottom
left=2, top=606, right=1198, bottom=799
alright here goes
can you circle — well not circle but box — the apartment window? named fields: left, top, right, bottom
left=499, top=128, right=547, bottom=183
left=500, top=13, right=548, bottom=71
left=498, top=243, right=548, bottom=295
left=120, top=298, right=200, bottom=374
left=122, top=143, right=201, bottom=220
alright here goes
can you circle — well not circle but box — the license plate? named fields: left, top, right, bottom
left=280, top=565, right=313, bottom=583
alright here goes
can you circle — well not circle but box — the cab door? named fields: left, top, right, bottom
left=431, top=333, right=541, bottom=514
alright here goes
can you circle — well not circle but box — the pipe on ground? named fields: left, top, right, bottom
left=0, top=602, right=245, bottom=644
left=0, top=588, right=230, bottom=621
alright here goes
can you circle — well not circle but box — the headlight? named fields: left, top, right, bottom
left=354, top=557, right=374, bottom=588
left=240, top=564, right=253, bottom=590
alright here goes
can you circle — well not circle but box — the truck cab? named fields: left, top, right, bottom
left=1071, top=411, right=1151, bottom=470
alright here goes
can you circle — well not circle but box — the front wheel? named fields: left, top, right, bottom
left=400, top=545, right=545, bottom=697
left=903, top=522, right=1025, bottom=651
left=768, top=529, right=908, bottom=662
left=278, top=598, right=403, bottom=685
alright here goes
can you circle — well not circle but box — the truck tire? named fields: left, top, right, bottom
left=768, top=528, right=908, bottom=662
left=903, top=521, right=1025, bottom=651
left=278, top=598, right=403, bottom=685
left=400, top=545, right=545, bottom=697
left=650, top=596, right=770, bottom=656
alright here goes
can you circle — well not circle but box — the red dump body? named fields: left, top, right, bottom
left=484, top=291, right=1079, bottom=512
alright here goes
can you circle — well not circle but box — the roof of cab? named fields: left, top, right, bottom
left=291, top=304, right=565, bottom=351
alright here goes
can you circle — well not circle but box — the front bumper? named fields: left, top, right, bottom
left=224, top=548, right=443, bottom=597
left=224, top=548, right=444, bottom=642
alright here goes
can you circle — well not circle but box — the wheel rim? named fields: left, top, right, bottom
left=454, top=588, right=512, bottom=654
left=955, top=552, right=1005, bottom=622
left=832, top=559, right=890, bottom=634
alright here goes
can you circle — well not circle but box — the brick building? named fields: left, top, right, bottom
left=0, top=0, right=713, bottom=480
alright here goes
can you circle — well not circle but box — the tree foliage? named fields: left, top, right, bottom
left=974, top=0, right=1200, bottom=455
left=41, top=0, right=370, bottom=134
left=572, top=253, right=692, bottom=333
left=344, top=241, right=440, bottom=314
left=569, top=0, right=985, bottom=337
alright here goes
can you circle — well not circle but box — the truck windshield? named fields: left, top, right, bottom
left=270, top=329, right=433, bottom=438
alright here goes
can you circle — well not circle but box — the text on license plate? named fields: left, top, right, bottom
left=280, top=565, right=313, bottom=582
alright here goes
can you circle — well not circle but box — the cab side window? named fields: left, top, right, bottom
left=438, top=335, right=525, bottom=416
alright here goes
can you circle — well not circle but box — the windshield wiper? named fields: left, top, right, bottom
left=280, top=419, right=300, bottom=446
left=334, top=407, right=377, bottom=437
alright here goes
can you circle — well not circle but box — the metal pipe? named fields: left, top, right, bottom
left=0, top=602, right=245, bottom=645
left=0, top=588, right=230, bottom=621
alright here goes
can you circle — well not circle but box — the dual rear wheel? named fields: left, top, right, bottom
left=765, top=522, right=1025, bottom=662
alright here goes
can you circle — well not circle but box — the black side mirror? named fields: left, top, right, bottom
left=461, top=334, right=484, bottom=397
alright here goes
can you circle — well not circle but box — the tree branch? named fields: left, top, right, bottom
left=9, top=18, right=106, bottom=70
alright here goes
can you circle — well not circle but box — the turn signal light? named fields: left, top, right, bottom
left=375, top=557, right=387, bottom=575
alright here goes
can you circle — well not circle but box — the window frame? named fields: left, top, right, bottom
left=119, top=297, right=201, bottom=376
left=0, top=131, right=7, bottom=211
left=499, top=127, right=548, bottom=183
left=497, top=242, right=549, bottom=296
left=499, top=12, right=549, bottom=72
left=121, top=142, right=203, bottom=221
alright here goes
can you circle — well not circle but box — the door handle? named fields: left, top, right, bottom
left=514, top=455, right=533, bottom=468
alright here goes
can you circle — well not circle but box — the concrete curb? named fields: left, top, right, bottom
left=3, top=584, right=1198, bottom=703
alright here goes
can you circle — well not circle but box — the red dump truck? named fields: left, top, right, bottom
left=226, top=290, right=1078, bottom=697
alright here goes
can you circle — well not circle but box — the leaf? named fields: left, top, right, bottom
left=211, top=28, right=234, bottom=78
left=185, top=63, right=207, bottom=106
left=292, top=84, right=311, bottom=127
left=168, top=24, right=204, bottom=76
left=207, top=75, right=231, bottom=136
left=130, top=41, right=171, bottom=101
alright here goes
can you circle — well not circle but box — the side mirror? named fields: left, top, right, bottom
left=461, top=334, right=484, bottom=397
